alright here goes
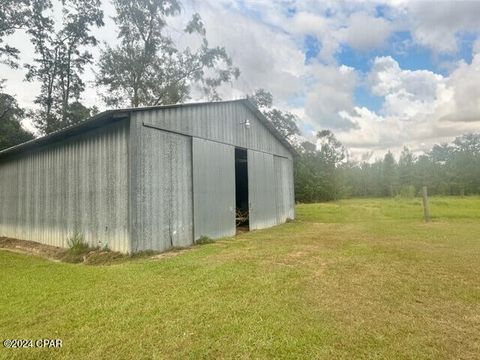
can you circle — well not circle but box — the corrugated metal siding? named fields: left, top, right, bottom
left=274, top=156, right=295, bottom=223
left=286, top=157, right=296, bottom=220
left=134, top=102, right=292, bottom=159
left=192, top=138, right=235, bottom=240
left=248, top=150, right=277, bottom=230
left=0, top=120, right=130, bottom=252
left=130, top=126, right=193, bottom=252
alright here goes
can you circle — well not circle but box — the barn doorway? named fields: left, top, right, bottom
left=235, top=148, right=249, bottom=232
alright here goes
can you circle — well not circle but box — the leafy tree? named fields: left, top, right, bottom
left=317, top=130, right=346, bottom=166
left=25, top=0, right=104, bottom=134
left=0, top=0, right=32, bottom=67
left=294, top=142, right=318, bottom=202
left=398, top=147, right=415, bottom=182
left=426, top=144, right=452, bottom=194
left=429, top=143, right=451, bottom=164
left=0, top=1, right=35, bottom=149
left=65, top=101, right=99, bottom=125
left=449, top=134, right=480, bottom=195
left=0, top=82, right=34, bottom=150
left=248, top=88, right=273, bottom=109
left=414, top=154, right=437, bottom=192
left=382, top=151, right=397, bottom=197
left=248, top=89, right=300, bottom=141
left=96, top=0, right=240, bottom=107
left=317, top=130, right=346, bottom=200
left=453, top=133, right=480, bottom=154
left=294, top=131, right=347, bottom=202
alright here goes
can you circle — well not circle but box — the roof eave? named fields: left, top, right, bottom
left=0, top=98, right=298, bottom=160
left=0, top=110, right=129, bottom=159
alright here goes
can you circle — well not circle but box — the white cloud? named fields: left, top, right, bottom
left=337, top=12, right=393, bottom=51
left=181, top=1, right=307, bottom=107
left=290, top=11, right=328, bottom=35
left=287, top=7, right=394, bottom=63
left=337, top=107, right=401, bottom=152
left=369, top=56, right=445, bottom=118
left=335, top=55, right=480, bottom=158
left=447, top=53, right=480, bottom=119
left=304, top=63, right=358, bottom=130
left=404, top=1, right=480, bottom=54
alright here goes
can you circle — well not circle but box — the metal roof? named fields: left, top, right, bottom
left=0, top=99, right=296, bottom=159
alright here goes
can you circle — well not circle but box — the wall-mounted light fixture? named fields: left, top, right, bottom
left=241, top=119, right=251, bottom=129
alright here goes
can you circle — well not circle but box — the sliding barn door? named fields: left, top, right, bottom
left=274, top=155, right=295, bottom=223
left=192, top=138, right=236, bottom=240
left=248, top=150, right=277, bottom=230
left=134, top=128, right=193, bottom=251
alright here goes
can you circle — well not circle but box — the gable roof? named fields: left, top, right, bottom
left=0, top=99, right=296, bottom=159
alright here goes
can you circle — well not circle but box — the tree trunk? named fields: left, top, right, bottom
left=62, top=49, right=72, bottom=123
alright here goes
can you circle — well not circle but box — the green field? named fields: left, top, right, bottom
left=1, top=197, right=480, bottom=359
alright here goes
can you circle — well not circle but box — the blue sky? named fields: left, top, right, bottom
left=302, top=11, right=477, bottom=115
left=2, top=0, right=480, bottom=158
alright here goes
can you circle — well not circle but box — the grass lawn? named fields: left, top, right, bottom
left=1, top=197, right=480, bottom=359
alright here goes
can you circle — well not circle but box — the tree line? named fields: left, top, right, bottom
left=294, top=133, right=480, bottom=202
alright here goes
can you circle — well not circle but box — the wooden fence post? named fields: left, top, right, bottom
left=422, top=186, right=430, bottom=222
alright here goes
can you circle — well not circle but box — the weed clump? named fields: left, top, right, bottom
left=67, top=231, right=89, bottom=253
left=63, top=231, right=92, bottom=263
left=196, top=235, right=214, bottom=245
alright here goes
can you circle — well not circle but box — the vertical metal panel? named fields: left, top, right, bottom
left=170, top=133, right=193, bottom=248
left=274, top=156, right=295, bottom=223
left=286, top=157, right=295, bottom=220
left=192, top=138, right=235, bottom=240
left=137, top=102, right=292, bottom=160
left=131, top=127, right=193, bottom=252
left=248, top=150, right=277, bottom=230
left=0, top=120, right=130, bottom=253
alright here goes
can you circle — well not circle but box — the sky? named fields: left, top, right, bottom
left=2, top=0, right=480, bottom=160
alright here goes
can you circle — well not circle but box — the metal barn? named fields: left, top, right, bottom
left=0, top=99, right=295, bottom=253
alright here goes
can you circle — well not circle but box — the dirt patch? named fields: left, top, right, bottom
left=0, top=237, right=134, bottom=265
left=1, top=237, right=205, bottom=265
left=83, top=249, right=127, bottom=265
left=0, top=237, right=68, bottom=261
left=151, top=247, right=193, bottom=260
left=236, top=225, right=249, bottom=235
